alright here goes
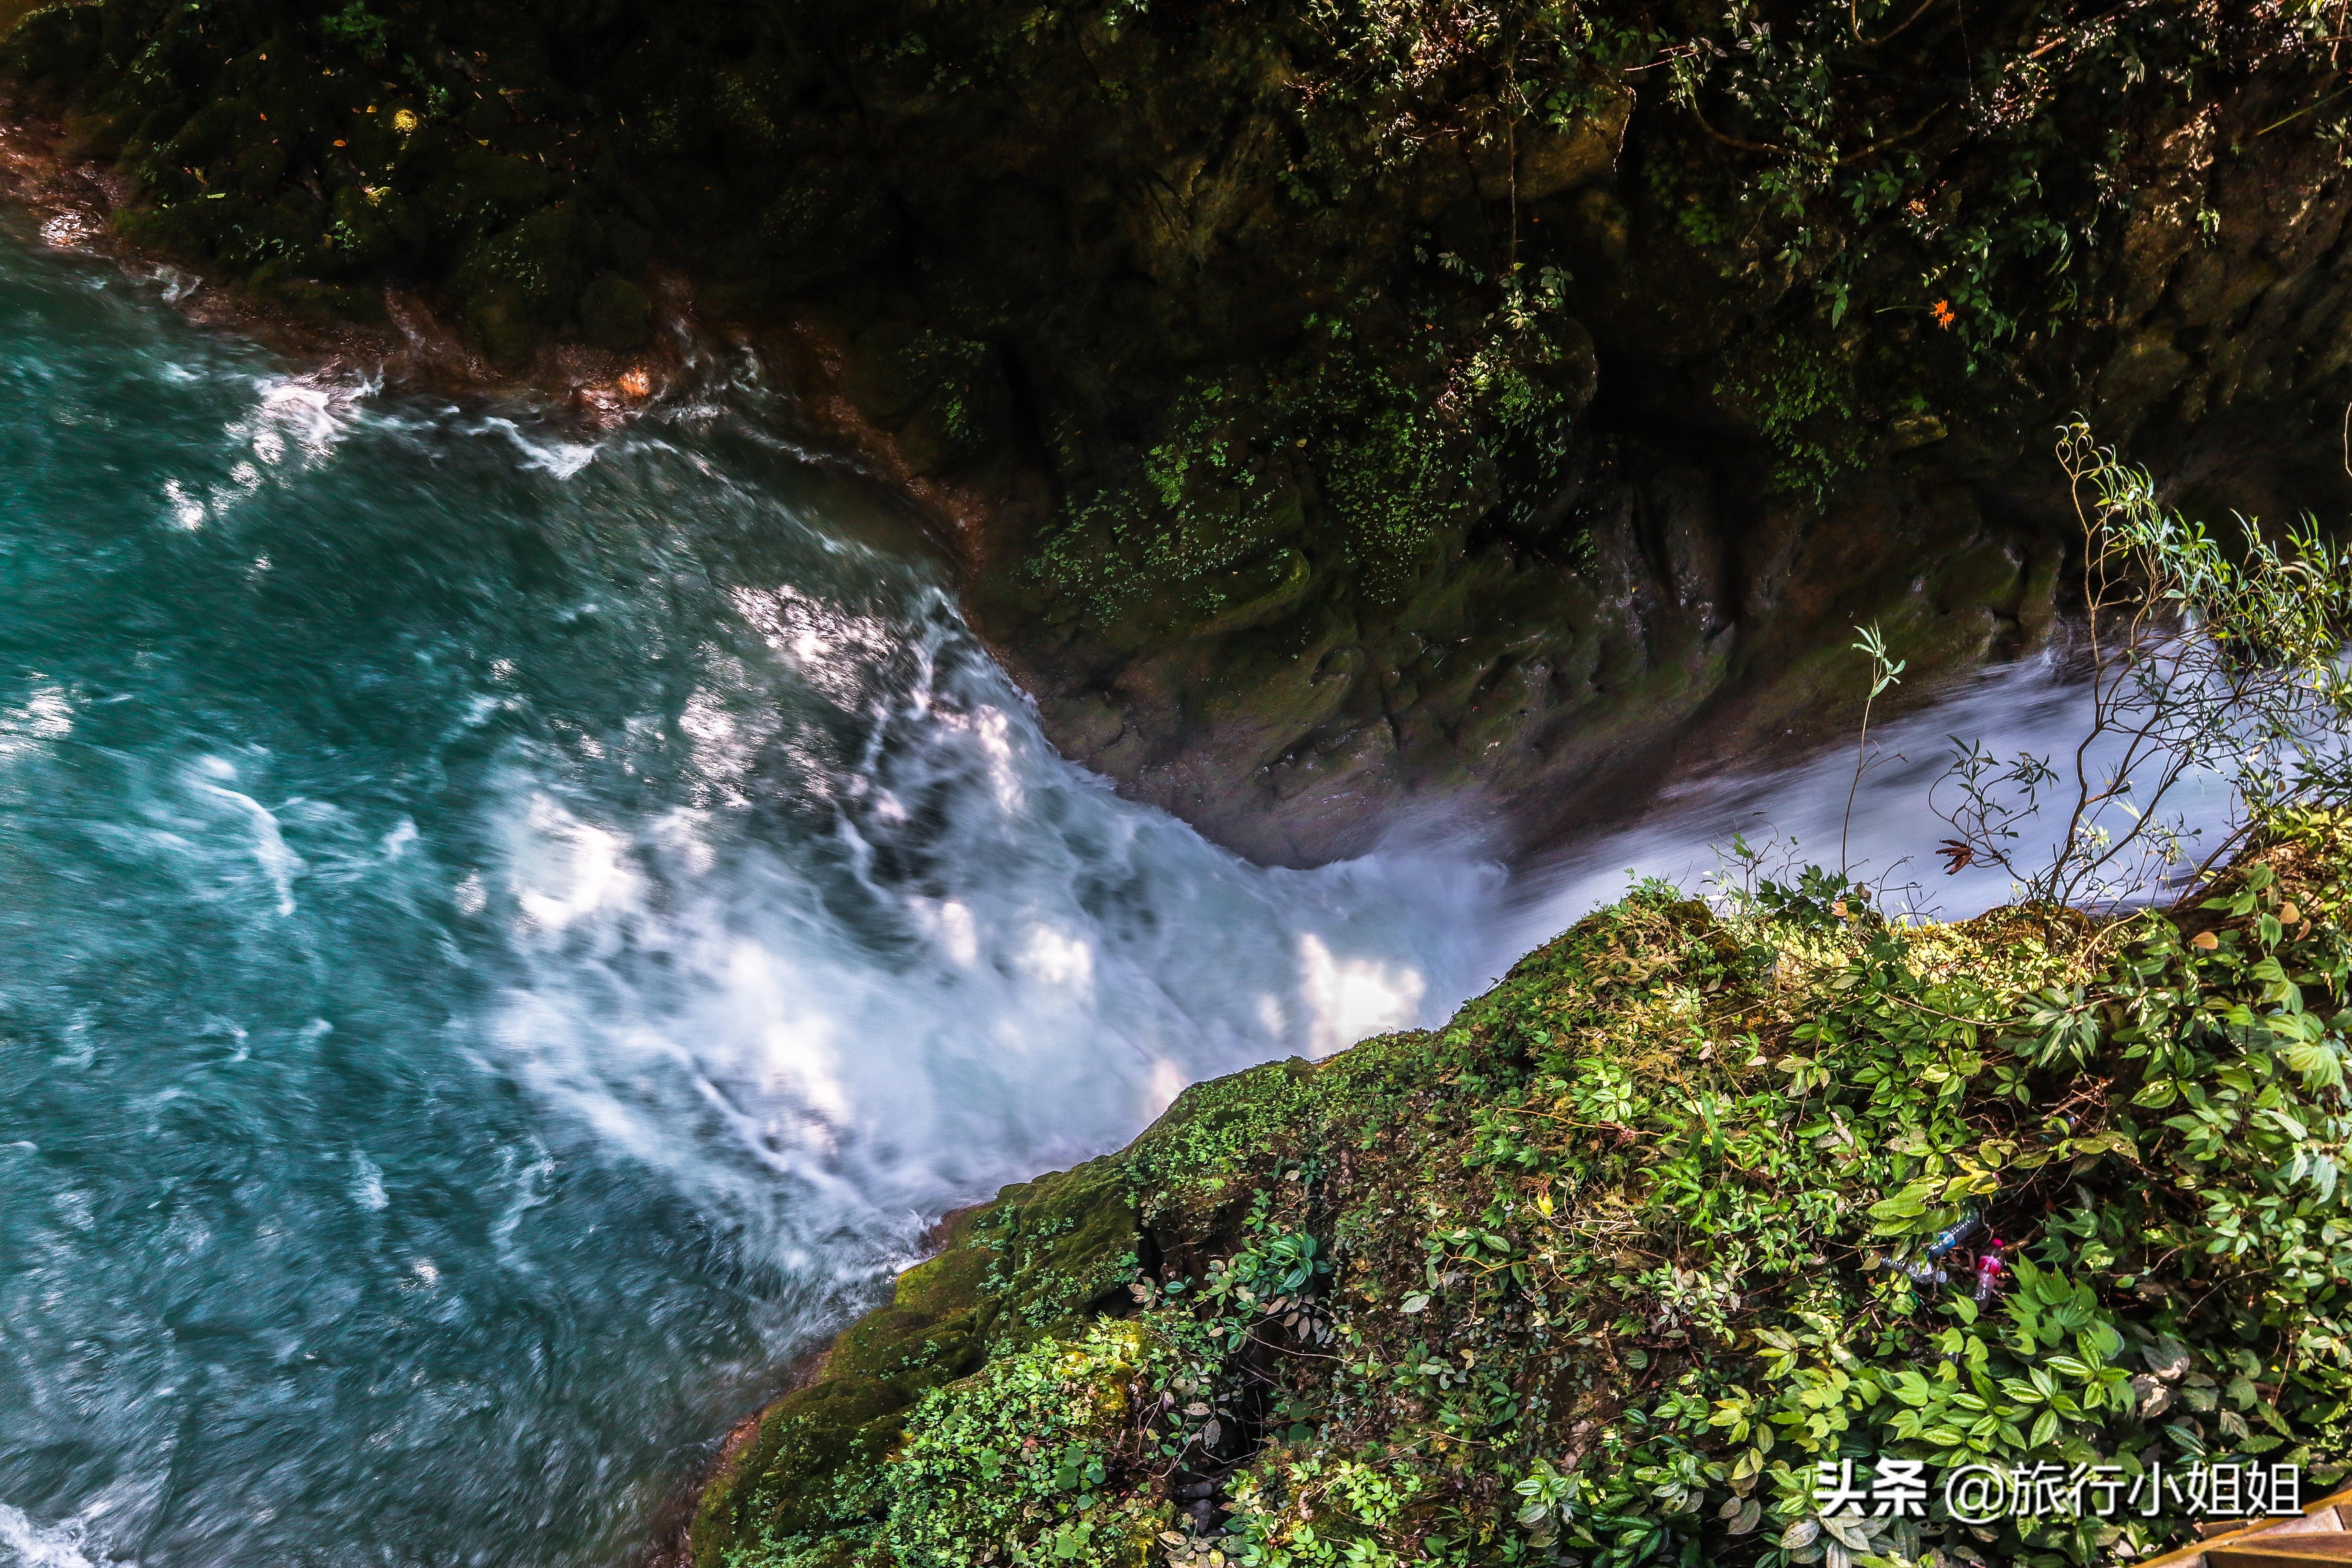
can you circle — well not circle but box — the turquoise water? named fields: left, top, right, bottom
left=0, top=228, right=1510, bottom=1568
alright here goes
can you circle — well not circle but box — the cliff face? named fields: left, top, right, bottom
left=7, top=2, right=2349, bottom=861
left=683, top=818, right=2352, bottom=1567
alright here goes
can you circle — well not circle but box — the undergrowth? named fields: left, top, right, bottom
left=708, top=810, right=2352, bottom=1567
left=8, top=0, right=2331, bottom=528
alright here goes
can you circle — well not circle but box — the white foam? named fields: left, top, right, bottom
left=36, top=213, right=95, bottom=249
left=1298, top=931, right=1428, bottom=1058
left=463, top=414, right=602, bottom=479
left=1501, top=650, right=2239, bottom=951
left=186, top=372, right=379, bottom=528
left=479, top=536, right=2192, bottom=1290
left=186, top=758, right=304, bottom=917
left=0, top=1505, right=102, bottom=1568
left=481, top=579, right=1508, bottom=1265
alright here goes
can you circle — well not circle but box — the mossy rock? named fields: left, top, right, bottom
left=254, top=271, right=387, bottom=325
left=319, top=184, right=408, bottom=272
left=416, top=143, right=566, bottom=249
left=14, top=0, right=2343, bottom=880
left=1923, top=535, right=2025, bottom=615
left=578, top=271, right=651, bottom=352
left=875, top=1322, right=1167, bottom=1567
left=456, top=205, right=587, bottom=365
left=686, top=831, right=2352, bottom=1568
left=840, top=325, right=1012, bottom=475
left=690, top=1158, right=1140, bottom=1568
left=154, top=93, right=265, bottom=169
left=1124, top=1056, right=1318, bottom=1228
left=750, top=167, right=899, bottom=292
left=0, top=0, right=54, bottom=42
left=111, top=200, right=212, bottom=263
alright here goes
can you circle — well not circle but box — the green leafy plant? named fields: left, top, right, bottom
left=1933, top=420, right=2352, bottom=910
left=1842, top=621, right=1904, bottom=881
left=318, top=1, right=390, bottom=60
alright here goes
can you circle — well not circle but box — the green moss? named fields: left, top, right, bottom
left=840, top=326, right=1010, bottom=475
left=1018, top=303, right=1589, bottom=641
left=878, top=1323, right=1169, bottom=1568
left=259, top=274, right=387, bottom=324
left=579, top=271, right=652, bottom=352
left=1025, top=375, right=1314, bottom=644
left=1715, top=329, right=1866, bottom=501
left=703, top=818, right=2352, bottom=1568
left=691, top=1160, right=1143, bottom=1568
left=7, top=0, right=2327, bottom=834
left=1316, top=398, right=1454, bottom=598
left=974, top=1158, right=1144, bottom=1336
left=455, top=204, right=584, bottom=365
left=1125, top=1057, right=1320, bottom=1227
left=324, top=184, right=398, bottom=270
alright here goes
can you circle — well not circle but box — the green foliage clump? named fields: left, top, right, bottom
left=1028, top=377, right=1308, bottom=639
left=1026, top=279, right=1598, bottom=634
left=1125, top=1058, right=1319, bottom=1224
left=722, top=1321, right=1171, bottom=1568
left=1162, top=835, right=2352, bottom=1567
left=1714, top=330, right=1864, bottom=501
left=690, top=1158, right=1152, bottom=1568
left=1933, top=426, right=2352, bottom=909
left=6, top=0, right=2337, bottom=643
left=879, top=1323, right=1163, bottom=1568
left=1316, top=394, right=1453, bottom=597
left=317, top=2, right=387, bottom=61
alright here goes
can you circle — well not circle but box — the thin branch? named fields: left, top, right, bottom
left=1686, top=100, right=1793, bottom=156
left=1685, top=99, right=1944, bottom=165
left=1851, top=0, right=1946, bottom=46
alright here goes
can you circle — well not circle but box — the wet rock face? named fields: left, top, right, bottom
left=994, top=427, right=2059, bottom=866
left=8, top=2, right=2348, bottom=862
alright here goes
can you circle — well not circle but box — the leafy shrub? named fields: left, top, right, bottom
left=1931, top=423, right=2352, bottom=910
left=881, top=1322, right=1158, bottom=1568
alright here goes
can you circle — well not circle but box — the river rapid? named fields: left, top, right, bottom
left=0, top=225, right=2209, bottom=1568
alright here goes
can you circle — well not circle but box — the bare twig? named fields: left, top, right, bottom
left=1851, top=0, right=1946, bottom=47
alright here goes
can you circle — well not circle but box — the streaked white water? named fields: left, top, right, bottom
left=0, top=1508, right=94, bottom=1568
left=0, top=223, right=1508, bottom=1568
left=1500, top=648, right=2237, bottom=958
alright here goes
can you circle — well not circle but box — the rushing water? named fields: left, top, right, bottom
left=0, top=223, right=2231, bottom=1568
left=1498, top=647, right=2240, bottom=954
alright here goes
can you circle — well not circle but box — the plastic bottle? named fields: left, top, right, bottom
left=1893, top=1212, right=1983, bottom=1287
left=1973, top=1240, right=2007, bottom=1305
left=1920, top=1212, right=1984, bottom=1263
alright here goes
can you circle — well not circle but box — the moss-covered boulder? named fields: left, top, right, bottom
left=694, top=815, right=2352, bottom=1566
left=579, top=272, right=651, bottom=352
left=691, top=1157, right=1151, bottom=1566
